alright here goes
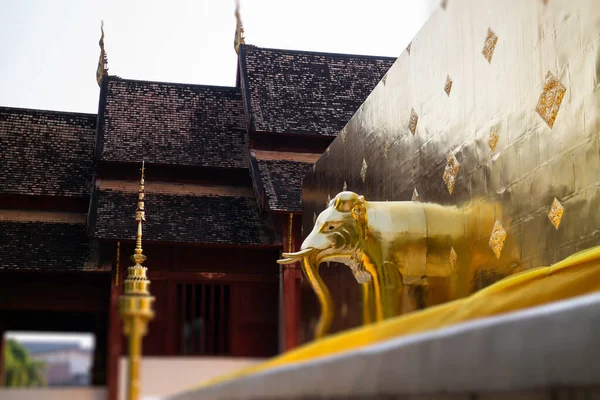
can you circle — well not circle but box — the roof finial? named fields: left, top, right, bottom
left=234, top=0, right=246, bottom=54
left=96, top=20, right=109, bottom=87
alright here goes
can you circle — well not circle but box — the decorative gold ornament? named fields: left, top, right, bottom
left=548, top=197, right=565, bottom=229
left=115, top=241, right=121, bottom=287
left=482, top=28, right=498, bottom=63
left=119, top=161, right=155, bottom=400
left=233, top=0, right=246, bottom=54
left=96, top=20, right=109, bottom=87
left=535, top=71, right=566, bottom=129
left=444, top=75, right=453, bottom=96
left=384, top=140, right=391, bottom=158
left=360, top=158, right=368, bottom=184
left=489, top=219, right=507, bottom=259
left=449, top=247, right=457, bottom=271
left=409, top=108, right=419, bottom=135
left=411, top=188, right=420, bottom=202
left=488, top=126, right=499, bottom=152
left=288, top=213, right=294, bottom=252
left=340, top=128, right=347, bottom=143
left=443, top=153, right=460, bottom=194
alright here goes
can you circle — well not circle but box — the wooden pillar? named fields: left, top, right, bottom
left=107, top=242, right=123, bottom=400
left=281, top=214, right=302, bottom=351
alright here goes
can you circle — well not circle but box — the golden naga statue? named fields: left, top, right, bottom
left=278, top=191, right=506, bottom=339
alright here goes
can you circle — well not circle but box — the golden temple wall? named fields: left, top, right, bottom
left=301, top=0, right=600, bottom=339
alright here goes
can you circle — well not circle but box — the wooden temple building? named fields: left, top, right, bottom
left=0, top=22, right=394, bottom=398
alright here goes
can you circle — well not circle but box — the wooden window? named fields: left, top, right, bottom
left=176, top=283, right=230, bottom=355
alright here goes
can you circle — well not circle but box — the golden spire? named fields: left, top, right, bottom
left=234, top=0, right=246, bottom=54
left=96, top=20, right=109, bottom=87
left=119, top=161, right=154, bottom=400
left=133, top=161, right=146, bottom=258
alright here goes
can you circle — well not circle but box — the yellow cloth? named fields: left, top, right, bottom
left=191, top=245, right=600, bottom=391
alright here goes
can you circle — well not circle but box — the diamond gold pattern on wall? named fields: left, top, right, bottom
left=548, top=197, right=565, bottom=229
left=360, top=158, right=368, bottom=184
left=489, top=219, right=507, bottom=259
left=409, top=108, right=419, bottom=135
left=411, top=188, right=420, bottom=202
left=340, top=128, right=347, bottom=143
left=535, top=71, right=566, bottom=129
left=482, top=28, right=498, bottom=63
left=488, top=126, right=499, bottom=152
left=444, top=75, right=453, bottom=96
left=442, top=153, right=460, bottom=194
left=449, top=247, right=457, bottom=271
left=384, top=140, right=391, bottom=158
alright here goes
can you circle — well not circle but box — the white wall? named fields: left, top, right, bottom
left=119, top=357, right=263, bottom=400
left=68, top=351, right=92, bottom=375
left=33, top=349, right=92, bottom=379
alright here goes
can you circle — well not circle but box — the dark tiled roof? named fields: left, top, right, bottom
left=257, top=159, right=314, bottom=212
left=100, top=78, right=248, bottom=169
left=0, top=107, right=96, bottom=197
left=0, top=222, right=92, bottom=270
left=93, top=189, right=274, bottom=245
left=240, top=45, right=396, bottom=136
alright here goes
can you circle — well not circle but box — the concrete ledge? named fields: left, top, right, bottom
left=168, top=293, right=600, bottom=400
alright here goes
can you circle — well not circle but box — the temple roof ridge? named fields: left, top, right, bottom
left=239, top=43, right=398, bottom=61
left=100, top=74, right=239, bottom=92
left=0, top=105, right=96, bottom=119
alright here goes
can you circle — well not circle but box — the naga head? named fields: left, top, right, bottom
left=277, top=191, right=370, bottom=339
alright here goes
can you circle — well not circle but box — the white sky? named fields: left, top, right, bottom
left=0, top=0, right=438, bottom=114
left=0, top=0, right=437, bottom=347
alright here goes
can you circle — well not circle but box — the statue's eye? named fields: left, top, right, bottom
left=327, top=224, right=336, bottom=231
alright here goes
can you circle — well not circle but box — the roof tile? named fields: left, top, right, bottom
left=101, top=78, right=248, bottom=169
left=241, top=45, right=395, bottom=136
left=0, top=107, right=95, bottom=197
left=93, top=189, right=274, bottom=245
left=256, top=159, right=314, bottom=212
left=0, top=221, right=93, bottom=270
